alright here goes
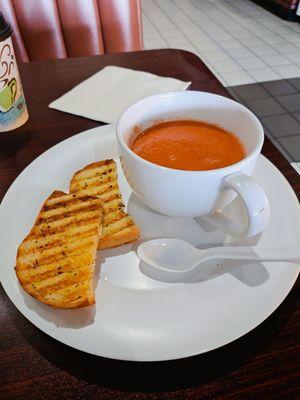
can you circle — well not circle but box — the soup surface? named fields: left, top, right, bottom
left=131, top=120, right=246, bottom=171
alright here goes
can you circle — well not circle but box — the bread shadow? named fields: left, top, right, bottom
left=19, top=252, right=103, bottom=329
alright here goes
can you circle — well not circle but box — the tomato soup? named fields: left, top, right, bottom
left=131, top=120, right=246, bottom=171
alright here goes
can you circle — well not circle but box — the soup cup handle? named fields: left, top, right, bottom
left=203, top=173, right=270, bottom=238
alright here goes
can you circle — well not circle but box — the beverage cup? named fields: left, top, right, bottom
left=0, top=12, right=28, bottom=132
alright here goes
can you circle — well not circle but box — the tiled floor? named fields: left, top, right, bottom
left=142, top=0, right=300, bottom=174
left=142, top=0, right=300, bottom=86
left=228, top=78, right=300, bottom=169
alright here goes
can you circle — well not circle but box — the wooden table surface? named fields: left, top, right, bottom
left=0, top=49, right=299, bottom=400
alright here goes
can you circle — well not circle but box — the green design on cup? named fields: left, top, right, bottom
left=0, top=78, right=17, bottom=112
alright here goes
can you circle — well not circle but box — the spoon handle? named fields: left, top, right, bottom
left=205, top=246, right=300, bottom=263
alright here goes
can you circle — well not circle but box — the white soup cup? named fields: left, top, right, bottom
left=116, top=91, right=270, bottom=238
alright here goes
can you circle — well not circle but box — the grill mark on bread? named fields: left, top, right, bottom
left=22, top=223, right=98, bottom=246
left=102, top=212, right=132, bottom=228
left=36, top=203, right=101, bottom=225
left=103, top=223, right=135, bottom=238
left=102, top=198, right=124, bottom=212
left=18, top=255, right=93, bottom=282
left=71, top=160, right=115, bottom=179
left=32, top=214, right=101, bottom=236
left=73, top=174, right=118, bottom=190
left=25, top=281, right=90, bottom=305
left=18, top=236, right=97, bottom=265
left=43, top=195, right=99, bottom=209
left=18, top=247, right=95, bottom=274
left=73, top=188, right=121, bottom=203
left=24, top=268, right=92, bottom=295
left=103, top=216, right=134, bottom=236
left=98, top=224, right=140, bottom=250
left=70, top=160, right=139, bottom=249
left=103, top=209, right=124, bottom=225
left=15, top=191, right=102, bottom=308
left=46, top=193, right=99, bottom=205
left=41, top=280, right=90, bottom=298
left=21, top=227, right=98, bottom=255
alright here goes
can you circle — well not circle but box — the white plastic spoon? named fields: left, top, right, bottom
left=137, top=238, right=300, bottom=282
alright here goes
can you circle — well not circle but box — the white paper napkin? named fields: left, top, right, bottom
left=49, top=66, right=191, bottom=123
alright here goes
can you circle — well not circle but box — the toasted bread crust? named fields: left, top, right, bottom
left=70, top=160, right=139, bottom=249
left=15, top=191, right=102, bottom=308
left=98, top=225, right=140, bottom=249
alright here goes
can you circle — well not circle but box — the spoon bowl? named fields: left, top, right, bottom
left=137, top=238, right=201, bottom=272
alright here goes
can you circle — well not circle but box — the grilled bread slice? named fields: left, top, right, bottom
left=70, top=160, right=139, bottom=249
left=15, top=191, right=103, bottom=308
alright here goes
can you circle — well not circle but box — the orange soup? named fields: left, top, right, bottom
left=131, top=120, right=246, bottom=171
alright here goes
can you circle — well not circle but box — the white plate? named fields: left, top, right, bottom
left=0, top=125, right=299, bottom=362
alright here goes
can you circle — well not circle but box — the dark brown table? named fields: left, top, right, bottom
left=0, top=49, right=299, bottom=400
